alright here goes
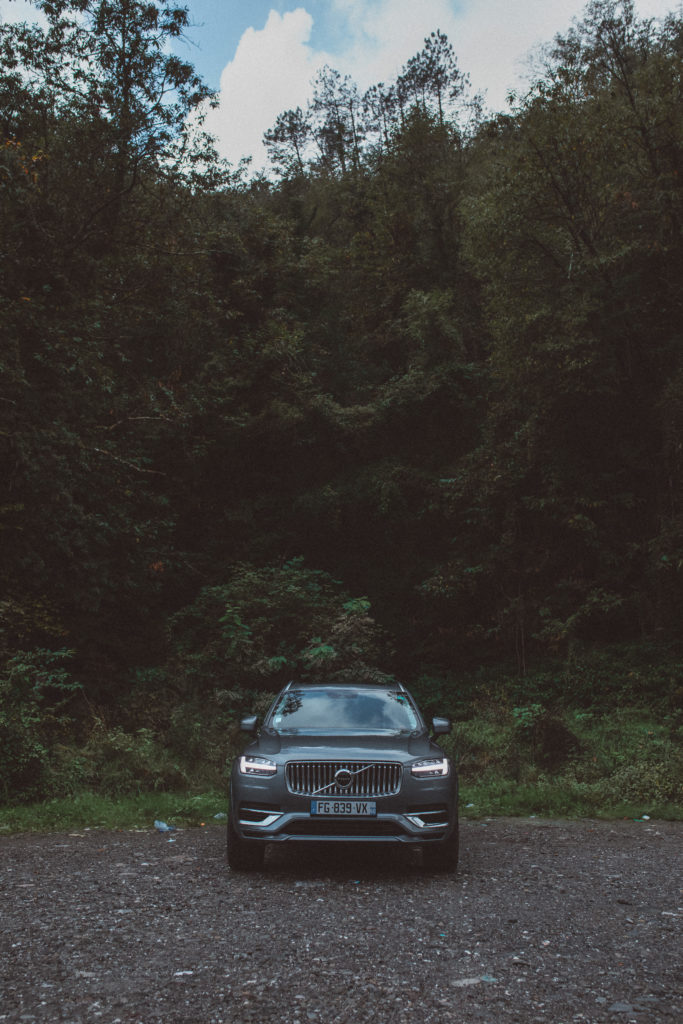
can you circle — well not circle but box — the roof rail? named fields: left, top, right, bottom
left=280, top=678, right=403, bottom=690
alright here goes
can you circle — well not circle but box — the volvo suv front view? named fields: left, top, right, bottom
left=228, top=681, right=458, bottom=872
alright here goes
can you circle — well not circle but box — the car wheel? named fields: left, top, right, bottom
left=422, top=820, right=459, bottom=873
left=227, top=812, right=265, bottom=871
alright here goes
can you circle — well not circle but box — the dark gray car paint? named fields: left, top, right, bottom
left=229, top=684, right=458, bottom=849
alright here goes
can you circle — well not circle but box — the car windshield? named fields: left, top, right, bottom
left=268, top=688, right=421, bottom=734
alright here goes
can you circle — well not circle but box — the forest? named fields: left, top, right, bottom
left=1, top=0, right=681, bottom=811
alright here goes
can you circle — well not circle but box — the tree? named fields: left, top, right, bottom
left=362, top=82, right=400, bottom=156
left=263, top=106, right=311, bottom=177
left=0, top=0, right=223, bottom=687
left=397, top=30, right=467, bottom=128
left=26, top=1, right=213, bottom=186
left=443, top=0, right=683, bottom=661
left=309, top=65, right=365, bottom=176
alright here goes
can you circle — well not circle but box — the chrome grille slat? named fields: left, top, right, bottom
left=286, top=761, right=402, bottom=797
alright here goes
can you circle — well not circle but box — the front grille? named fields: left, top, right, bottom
left=286, top=761, right=402, bottom=797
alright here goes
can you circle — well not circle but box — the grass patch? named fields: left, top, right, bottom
left=1, top=783, right=678, bottom=836
left=1, top=662, right=681, bottom=832
left=0, top=791, right=228, bottom=834
left=441, top=703, right=682, bottom=820
left=459, top=780, right=682, bottom=820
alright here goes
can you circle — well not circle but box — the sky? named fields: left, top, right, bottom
left=1, top=0, right=680, bottom=170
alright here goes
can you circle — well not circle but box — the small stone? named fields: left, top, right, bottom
left=608, top=1002, right=634, bottom=1013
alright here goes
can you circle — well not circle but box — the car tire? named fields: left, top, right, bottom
left=422, top=820, right=459, bottom=873
left=227, top=813, right=265, bottom=871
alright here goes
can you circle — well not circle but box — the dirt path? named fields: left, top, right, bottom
left=0, top=819, right=680, bottom=1023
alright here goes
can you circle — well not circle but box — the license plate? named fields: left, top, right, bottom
left=311, top=799, right=377, bottom=816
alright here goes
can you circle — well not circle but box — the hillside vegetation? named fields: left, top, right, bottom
left=1, top=1, right=681, bottom=814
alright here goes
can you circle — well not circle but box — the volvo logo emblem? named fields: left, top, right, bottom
left=334, top=768, right=353, bottom=789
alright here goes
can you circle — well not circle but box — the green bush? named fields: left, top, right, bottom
left=442, top=698, right=682, bottom=813
left=78, top=723, right=188, bottom=796
left=0, top=650, right=81, bottom=803
left=165, top=559, right=393, bottom=695
left=602, top=759, right=683, bottom=804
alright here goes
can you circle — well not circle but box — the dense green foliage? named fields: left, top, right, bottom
left=1, top=1, right=682, bottom=805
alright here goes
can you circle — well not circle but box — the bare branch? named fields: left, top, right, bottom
left=88, top=447, right=167, bottom=475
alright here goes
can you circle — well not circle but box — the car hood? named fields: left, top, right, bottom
left=251, top=729, right=442, bottom=760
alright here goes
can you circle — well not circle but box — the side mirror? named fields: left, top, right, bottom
left=431, top=716, right=452, bottom=736
left=240, top=715, right=258, bottom=734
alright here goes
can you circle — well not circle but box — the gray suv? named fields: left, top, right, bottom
left=228, top=681, right=458, bottom=872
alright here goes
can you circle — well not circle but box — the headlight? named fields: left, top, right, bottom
left=239, top=755, right=277, bottom=776
left=411, top=757, right=450, bottom=778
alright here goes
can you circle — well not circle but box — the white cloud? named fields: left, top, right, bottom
left=325, top=0, right=680, bottom=109
left=207, top=0, right=467, bottom=169
left=455, top=0, right=680, bottom=107
left=204, top=8, right=332, bottom=168
left=208, top=0, right=680, bottom=171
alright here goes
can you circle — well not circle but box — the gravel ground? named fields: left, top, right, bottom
left=0, top=818, right=681, bottom=1024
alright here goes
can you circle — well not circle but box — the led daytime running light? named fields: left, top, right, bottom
left=411, top=757, right=449, bottom=777
left=239, top=755, right=277, bottom=776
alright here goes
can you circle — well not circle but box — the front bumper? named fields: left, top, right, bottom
left=230, top=772, right=458, bottom=845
